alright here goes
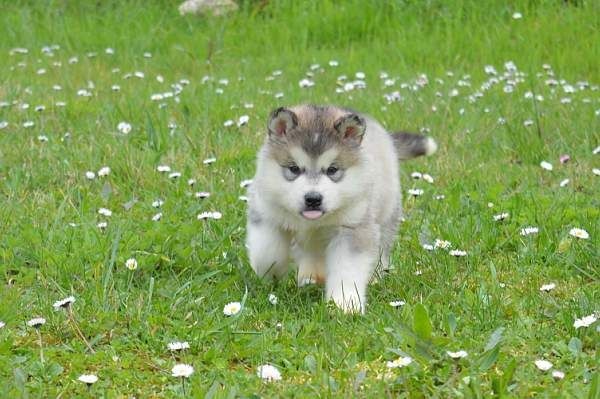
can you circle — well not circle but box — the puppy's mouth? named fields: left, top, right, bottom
left=301, top=209, right=324, bottom=220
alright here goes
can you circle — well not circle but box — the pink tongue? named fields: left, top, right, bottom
left=302, top=210, right=323, bottom=220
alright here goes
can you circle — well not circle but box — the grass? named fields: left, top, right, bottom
left=0, top=0, right=599, bottom=397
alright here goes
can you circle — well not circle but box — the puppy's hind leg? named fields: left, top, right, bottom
left=246, top=215, right=290, bottom=280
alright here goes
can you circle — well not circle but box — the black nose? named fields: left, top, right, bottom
left=304, top=192, right=323, bottom=208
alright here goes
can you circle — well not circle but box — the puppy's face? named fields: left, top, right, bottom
left=261, top=106, right=366, bottom=222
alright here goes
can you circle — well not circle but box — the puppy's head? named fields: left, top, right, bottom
left=261, top=105, right=367, bottom=222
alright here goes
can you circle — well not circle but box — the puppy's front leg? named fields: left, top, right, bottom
left=325, top=227, right=379, bottom=314
left=246, top=211, right=291, bottom=280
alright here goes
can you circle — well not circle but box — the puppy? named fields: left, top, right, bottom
left=246, top=105, right=436, bottom=313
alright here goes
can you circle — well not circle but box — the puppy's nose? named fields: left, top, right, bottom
left=304, top=191, right=323, bottom=208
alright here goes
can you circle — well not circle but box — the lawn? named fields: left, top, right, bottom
left=0, top=0, right=598, bottom=397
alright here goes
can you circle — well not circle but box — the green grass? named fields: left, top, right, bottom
left=0, top=0, right=599, bottom=397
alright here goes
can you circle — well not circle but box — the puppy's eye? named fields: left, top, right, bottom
left=288, top=165, right=301, bottom=175
left=326, top=166, right=339, bottom=176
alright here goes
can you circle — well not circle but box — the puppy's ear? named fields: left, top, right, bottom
left=334, top=113, right=366, bottom=144
left=268, top=107, right=298, bottom=137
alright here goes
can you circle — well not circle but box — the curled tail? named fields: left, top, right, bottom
left=390, top=132, right=437, bottom=160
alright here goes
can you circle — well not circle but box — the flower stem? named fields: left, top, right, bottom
left=36, top=328, right=44, bottom=364
left=182, top=377, right=186, bottom=396
left=68, top=306, right=95, bottom=354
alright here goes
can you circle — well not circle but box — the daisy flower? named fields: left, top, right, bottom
left=78, top=374, right=98, bottom=385
left=171, top=364, right=194, bottom=378
left=27, top=317, right=46, bottom=328
left=559, top=179, right=570, bottom=187
left=422, top=174, right=434, bottom=183
left=593, top=168, right=600, bottom=176
left=97, top=166, right=110, bottom=177
left=157, top=165, right=171, bottom=173
left=389, top=300, right=406, bottom=307
left=223, top=301, right=241, bottom=316
left=0, top=321, right=5, bottom=328
left=198, top=211, right=222, bottom=220
left=125, top=258, right=138, bottom=270
left=240, top=179, right=253, bottom=188
left=540, top=161, right=553, bottom=171
left=539, top=283, right=556, bottom=292
left=168, top=341, right=190, bottom=351
left=98, top=208, right=112, bottom=217
left=447, top=350, right=468, bottom=359
left=493, top=212, right=509, bottom=221
left=298, top=78, right=315, bottom=88
left=386, top=356, right=412, bottom=368
left=569, top=228, right=589, bottom=239
left=237, top=115, right=250, bottom=126
left=408, top=188, right=424, bottom=197
left=187, top=179, right=196, bottom=186
left=268, top=294, right=278, bottom=305
left=534, top=359, right=553, bottom=371
left=85, top=171, right=96, bottom=180
left=152, top=199, right=164, bottom=208
left=552, top=370, right=565, bottom=380
left=573, top=314, right=597, bottom=329
left=449, top=250, right=467, bottom=257
left=53, top=296, right=75, bottom=311
left=203, top=157, right=216, bottom=165
left=152, top=212, right=162, bottom=222
left=257, top=364, right=282, bottom=381
left=168, top=172, right=181, bottom=179
left=97, top=222, right=108, bottom=230
left=520, top=226, right=539, bottom=236
left=422, top=244, right=434, bottom=251
left=194, top=192, right=210, bottom=199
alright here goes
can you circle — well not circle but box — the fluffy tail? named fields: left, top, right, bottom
left=390, top=132, right=437, bottom=160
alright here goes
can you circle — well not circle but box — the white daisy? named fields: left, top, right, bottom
left=268, top=294, right=278, bottom=305
left=238, top=115, right=250, bottom=126
left=257, top=364, right=282, bottom=382
left=240, top=179, right=253, bottom=188
left=540, top=161, right=553, bottom=171
left=410, top=172, right=422, bottom=180
left=0, top=121, right=8, bottom=129
left=573, top=314, right=597, bottom=329
left=203, top=157, right=217, bottom=165
left=125, top=258, right=138, bottom=271
left=0, top=321, right=5, bottom=328
left=239, top=195, right=249, bottom=202
left=520, top=226, right=539, bottom=236
left=85, top=171, right=96, bottom=180
left=593, top=168, right=600, bottom=176
left=53, top=296, right=75, bottom=311
left=389, top=300, right=406, bottom=307
left=195, top=192, right=210, bottom=199
left=223, top=119, right=235, bottom=127
left=37, top=135, right=49, bottom=142
left=197, top=211, right=222, bottom=220
left=534, top=359, right=553, bottom=371
left=167, top=341, right=190, bottom=351
left=422, top=174, right=434, bottom=184
left=117, top=122, right=131, bottom=134
left=449, top=250, right=467, bottom=257
left=386, top=356, right=412, bottom=368
left=593, top=145, right=600, bottom=155
left=157, top=165, right=171, bottom=173
left=223, top=301, right=241, bottom=316
left=187, top=179, right=196, bottom=186
left=559, top=179, right=570, bottom=187
left=97, top=166, right=110, bottom=177
left=152, top=199, right=164, bottom=208
left=540, top=283, right=556, bottom=292
left=422, top=244, right=434, bottom=251
left=171, top=364, right=194, bottom=378
left=98, top=208, right=112, bottom=217
left=168, top=172, right=181, bottom=179
left=27, top=317, right=46, bottom=328
left=408, top=188, right=424, bottom=197
left=435, top=194, right=445, bottom=200
left=299, top=78, right=315, bottom=88
left=493, top=212, right=509, bottom=221
left=151, top=212, right=163, bottom=221
left=569, top=228, right=589, bottom=240
left=78, top=374, right=98, bottom=385
left=97, top=222, right=108, bottom=230
left=447, top=350, right=468, bottom=359
left=552, top=370, right=565, bottom=380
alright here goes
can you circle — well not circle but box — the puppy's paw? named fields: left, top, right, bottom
left=329, top=292, right=365, bottom=314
